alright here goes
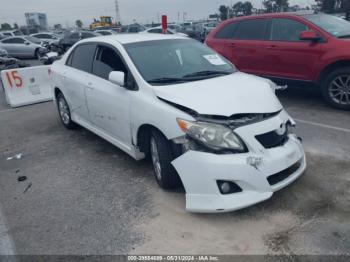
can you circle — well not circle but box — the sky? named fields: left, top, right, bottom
left=0, top=0, right=316, bottom=27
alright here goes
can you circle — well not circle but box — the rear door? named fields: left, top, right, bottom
left=208, top=18, right=270, bottom=75
left=63, top=43, right=96, bottom=122
left=230, top=18, right=271, bottom=74
left=263, top=18, right=323, bottom=80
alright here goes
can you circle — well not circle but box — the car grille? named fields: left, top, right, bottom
left=255, top=128, right=289, bottom=149
left=267, top=159, right=303, bottom=186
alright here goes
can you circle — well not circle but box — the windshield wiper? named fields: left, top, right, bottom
left=183, top=70, right=232, bottom=78
left=148, top=77, right=188, bottom=84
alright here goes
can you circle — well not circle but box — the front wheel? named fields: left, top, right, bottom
left=322, top=68, right=350, bottom=110
left=150, top=130, right=182, bottom=190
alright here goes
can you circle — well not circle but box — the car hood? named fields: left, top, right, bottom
left=152, top=72, right=283, bottom=117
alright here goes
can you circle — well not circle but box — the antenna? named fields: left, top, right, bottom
left=115, top=0, right=121, bottom=23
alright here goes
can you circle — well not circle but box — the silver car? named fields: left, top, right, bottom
left=0, top=36, right=45, bottom=58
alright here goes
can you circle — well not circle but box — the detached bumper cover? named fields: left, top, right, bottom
left=171, top=111, right=306, bottom=213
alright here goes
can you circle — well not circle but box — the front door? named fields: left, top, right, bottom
left=85, top=45, right=132, bottom=147
left=262, top=18, right=324, bottom=81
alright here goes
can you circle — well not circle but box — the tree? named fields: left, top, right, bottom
left=263, top=0, right=289, bottom=12
left=232, top=1, right=244, bottom=16
left=242, top=1, right=253, bottom=15
left=54, top=24, right=62, bottom=30
left=231, top=1, right=253, bottom=17
left=316, top=0, right=336, bottom=13
left=219, top=5, right=229, bottom=21
left=75, top=19, right=83, bottom=28
left=341, top=0, right=350, bottom=20
left=1, top=23, right=12, bottom=31
left=13, top=23, right=19, bottom=29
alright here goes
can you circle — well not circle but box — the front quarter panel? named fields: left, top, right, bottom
left=130, top=87, right=194, bottom=145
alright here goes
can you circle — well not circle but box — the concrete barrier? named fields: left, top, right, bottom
left=0, top=65, right=53, bottom=108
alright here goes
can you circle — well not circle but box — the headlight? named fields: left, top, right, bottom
left=177, top=118, right=246, bottom=153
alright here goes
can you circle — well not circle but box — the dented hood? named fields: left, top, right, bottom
left=152, top=72, right=283, bottom=117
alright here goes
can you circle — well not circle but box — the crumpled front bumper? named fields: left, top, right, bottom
left=171, top=111, right=306, bottom=213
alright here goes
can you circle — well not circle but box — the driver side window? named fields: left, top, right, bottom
left=92, top=46, right=127, bottom=81
left=270, top=18, right=309, bottom=42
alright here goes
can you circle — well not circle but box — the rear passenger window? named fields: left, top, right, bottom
left=92, top=46, right=127, bottom=80
left=69, top=44, right=96, bottom=73
left=271, top=18, right=308, bottom=41
left=215, top=23, right=239, bottom=39
left=234, top=19, right=269, bottom=40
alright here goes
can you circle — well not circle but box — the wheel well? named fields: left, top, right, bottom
left=136, top=124, right=163, bottom=156
left=54, top=87, right=62, bottom=99
left=136, top=124, right=184, bottom=159
left=319, top=60, right=350, bottom=82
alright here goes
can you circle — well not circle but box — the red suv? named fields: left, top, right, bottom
left=206, top=13, right=350, bottom=110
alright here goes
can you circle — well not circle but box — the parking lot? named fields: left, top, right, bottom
left=0, top=58, right=349, bottom=256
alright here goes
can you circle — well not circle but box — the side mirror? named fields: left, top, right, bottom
left=109, top=71, right=125, bottom=86
left=300, top=30, right=321, bottom=42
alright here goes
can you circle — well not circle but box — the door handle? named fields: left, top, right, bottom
left=229, top=43, right=236, bottom=47
left=267, top=45, right=277, bottom=49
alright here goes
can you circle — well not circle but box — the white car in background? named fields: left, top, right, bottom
left=141, top=26, right=188, bottom=37
left=51, top=34, right=306, bottom=213
left=30, top=32, right=61, bottom=44
left=0, top=36, right=45, bottom=58
left=0, top=30, right=23, bottom=37
left=94, top=30, right=118, bottom=36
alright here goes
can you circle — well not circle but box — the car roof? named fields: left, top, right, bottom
left=80, top=33, right=187, bottom=45
left=224, top=11, right=319, bottom=22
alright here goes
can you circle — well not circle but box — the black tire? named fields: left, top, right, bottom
left=321, top=67, right=350, bottom=110
left=34, top=49, right=40, bottom=60
left=56, top=93, right=78, bottom=129
left=149, top=129, right=182, bottom=190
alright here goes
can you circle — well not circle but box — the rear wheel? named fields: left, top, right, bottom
left=322, top=68, right=350, bottom=110
left=149, top=130, right=182, bottom=190
left=56, top=93, right=78, bottom=129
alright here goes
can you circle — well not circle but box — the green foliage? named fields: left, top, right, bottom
left=75, top=19, right=83, bottom=28
left=263, top=0, right=289, bottom=12
left=219, top=5, right=229, bottom=21
left=0, top=23, right=12, bottom=31
left=232, top=1, right=253, bottom=16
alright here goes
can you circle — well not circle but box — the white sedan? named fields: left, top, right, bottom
left=51, top=34, right=306, bottom=213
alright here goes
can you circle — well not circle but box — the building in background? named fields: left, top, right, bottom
left=25, top=12, right=48, bottom=30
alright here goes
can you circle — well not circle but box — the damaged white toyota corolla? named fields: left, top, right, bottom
left=51, top=34, right=306, bottom=213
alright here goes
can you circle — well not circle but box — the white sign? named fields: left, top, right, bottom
left=203, top=54, right=227, bottom=66
left=1, top=65, right=53, bottom=108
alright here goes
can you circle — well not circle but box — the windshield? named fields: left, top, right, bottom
left=25, top=36, right=41, bottom=44
left=304, top=14, right=350, bottom=38
left=124, top=39, right=236, bottom=85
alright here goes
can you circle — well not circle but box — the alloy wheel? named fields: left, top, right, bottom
left=329, top=75, right=350, bottom=105
left=58, top=98, right=70, bottom=125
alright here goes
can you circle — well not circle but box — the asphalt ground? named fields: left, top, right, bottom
left=0, top=61, right=349, bottom=256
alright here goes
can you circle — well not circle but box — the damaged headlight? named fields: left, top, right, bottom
left=177, top=118, right=246, bottom=153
